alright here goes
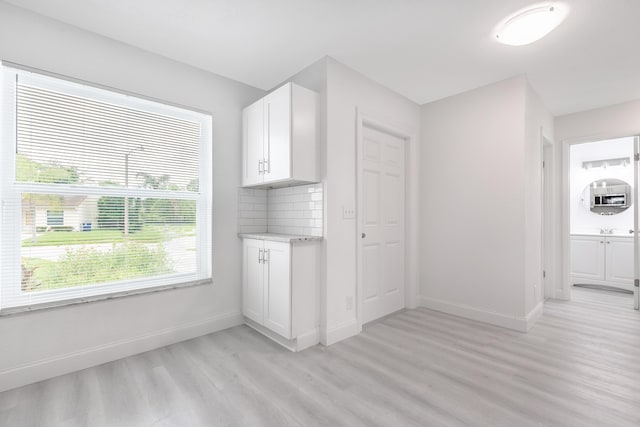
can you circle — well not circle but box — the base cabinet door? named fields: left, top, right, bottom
left=242, top=239, right=265, bottom=324
left=263, top=241, right=292, bottom=339
left=570, top=236, right=605, bottom=281
left=605, top=237, right=634, bottom=284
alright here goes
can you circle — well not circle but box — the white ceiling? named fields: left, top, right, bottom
left=6, top=0, right=640, bottom=115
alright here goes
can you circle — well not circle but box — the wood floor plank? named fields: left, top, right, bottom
left=1, top=287, right=639, bottom=426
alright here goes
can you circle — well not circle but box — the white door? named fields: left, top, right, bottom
left=242, top=238, right=264, bottom=324
left=263, top=240, right=292, bottom=338
left=359, top=125, right=405, bottom=324
left=263, top=84, right=291, bottom=183
left=605, top=237, right=634, bottom=284
left=570, top=236, right=605, bottom=281
left=242, top=99, right=264, bottom=186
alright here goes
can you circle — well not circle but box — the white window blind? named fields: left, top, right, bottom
left=0, top=66, right=213, bottom=312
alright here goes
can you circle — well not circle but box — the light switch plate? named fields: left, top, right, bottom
left=343, top=205, right=356, bottom=219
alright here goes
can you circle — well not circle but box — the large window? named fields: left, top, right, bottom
left=0, top=66, right=212, bottom=312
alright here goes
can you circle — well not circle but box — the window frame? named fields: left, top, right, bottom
left=0, top=64, right=213, bottom=314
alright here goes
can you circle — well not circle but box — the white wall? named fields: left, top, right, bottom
left=569, top=138, right=634, bottom=234
left=553, top=99, right=640, bottom=299
left=420, top=76, right=546, bottom=331
left=0, top=2, right=264, bottom=392
left=324, top=58, right=420, bottom=344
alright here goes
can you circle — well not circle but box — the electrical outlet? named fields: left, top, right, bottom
left=343, top=206, right=356, bottom=219
left=346, top=296, right=353, bottom=310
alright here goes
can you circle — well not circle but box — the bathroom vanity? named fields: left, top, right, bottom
left=570, top=233, right=634, bottom=292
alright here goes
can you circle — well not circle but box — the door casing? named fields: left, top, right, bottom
left=356, top=110, right=418, bottom=330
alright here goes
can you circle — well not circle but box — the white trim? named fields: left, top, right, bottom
left=355, top=110, right=419, bottom=333
left=525, top=301, right=544, bottom=331
left=419, top=296, right=531, bottom=332
left=243, top=319, right=320, bottom=352
left=0, top=311, right=243, bottom=393
left=293, top=328, right=320, bottom=351
left=542, top=135, right=555, bottom=299
left=0, top=278, right=212, bottom=316
left=322, top=318, right=361, bottom=346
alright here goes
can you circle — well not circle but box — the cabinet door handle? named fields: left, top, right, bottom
left=264, top=158, right=270, bottom=174
left=607, top=241, right=611, bottom=244
left=258, top=160, right=264, bottom=175
left=258, top=248, right=263, bottom=264
left=600, top=241, right=604, bottom=244
left=263, top=249, right=270, bottom=264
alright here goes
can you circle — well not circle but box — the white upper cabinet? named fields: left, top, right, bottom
left=243, top=99, right=264, bottom=187
left=242, top=83, right=319, bottom=188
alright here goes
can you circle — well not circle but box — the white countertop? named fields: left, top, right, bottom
left=238, top=232, right=323, bottom=242
left=571, top=232, right=633, bottom=238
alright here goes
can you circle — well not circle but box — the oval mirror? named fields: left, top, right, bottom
left=581, top=178, right=632, bottom=215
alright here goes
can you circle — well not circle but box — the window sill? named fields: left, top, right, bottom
left=0, top=278, right=213, bottom=316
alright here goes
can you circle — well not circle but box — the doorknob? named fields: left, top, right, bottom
left=361, top=233, right=366, bottom=238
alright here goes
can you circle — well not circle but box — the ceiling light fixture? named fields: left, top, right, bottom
left=494, top=2, right=568, bottom=46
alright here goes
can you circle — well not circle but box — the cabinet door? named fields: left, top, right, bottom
left=570, top=236, right=605, bottom=281
left=605, top=237, right=634, bottom=284
left=242, top=99, right=264, bottom=186
left=263, top=84, right=291, bottom=183
left=242, top=239, right=264, bottom=324
left=263, top=241, right=292, bottom=339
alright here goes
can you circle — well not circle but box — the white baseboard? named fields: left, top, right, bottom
left=525, top=301, right=544, bottom=331
left=0, top=311, right=243, bottom=393
left=296, top=328, right=320, bottom=351
left=419, top=296, right=530, bottom=332
left=322, top=318, right=361, bottom=346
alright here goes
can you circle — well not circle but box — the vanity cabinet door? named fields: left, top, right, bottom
left=605, top=237, right=634, bottom=284
left=570, top=236, right=605, bottom=281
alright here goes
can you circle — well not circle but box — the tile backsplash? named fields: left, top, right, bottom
left=238, top=188, right=267, bottom=233
left=238, top=183, right=323, bottom=236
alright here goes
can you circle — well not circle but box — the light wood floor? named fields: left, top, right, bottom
left=1, top=287, right=639, bottom=426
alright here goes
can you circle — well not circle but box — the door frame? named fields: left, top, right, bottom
left=542, top=133, right=555, bottom=299
left=561, top=133, right=639, bottom=302
left=355, top=110, right=418, bottom=330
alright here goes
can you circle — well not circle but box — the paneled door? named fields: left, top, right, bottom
left=359, top=124, right=406, bottom=324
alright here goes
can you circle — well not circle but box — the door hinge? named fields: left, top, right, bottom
left=634, top=153, right=640, bottom=161
left=543, top=270, right=546, bottom=278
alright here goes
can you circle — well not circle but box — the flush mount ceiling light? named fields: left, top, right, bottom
left=494, top=3, right=568, bottom=46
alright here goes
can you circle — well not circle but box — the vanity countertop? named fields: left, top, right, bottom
left=238, top=232, right=323, bottom=243
left=571, top=232, right=633, bottom=238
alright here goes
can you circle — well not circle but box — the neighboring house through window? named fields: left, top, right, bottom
left=0, top=65, right=213, bottom=312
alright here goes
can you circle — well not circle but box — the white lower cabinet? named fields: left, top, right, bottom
left=242, top=238, right=319, bottom=351
left=605, top=237, right=635, bottom=283
left=570, top=235, right=633, bottom=291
